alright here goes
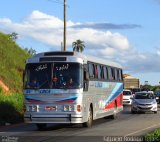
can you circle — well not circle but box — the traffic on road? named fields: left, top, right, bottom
left=0, top=102, right=160, bottom=142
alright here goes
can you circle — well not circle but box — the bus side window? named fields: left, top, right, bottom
left=103, top=66, right=107, bottom=80
left=100, top=65, right=104, bottom=79
left=94, top=64, right=98, bottom=79
left=108, top=67, right=112, bottom=80
left=114, top=68, right=118, bottom=81
left=106, top=66, right=109, bottom=80
left=111, top=67, right=115, bottom=80
left=119, top=69, right=123, bottom=81
left=88, top=63, right=94, bottom=78
left=97, top=64, right=102, bottom=79
left=117, top=69, right=120, bottom=81
left=117, top=69, right=122, bottom=81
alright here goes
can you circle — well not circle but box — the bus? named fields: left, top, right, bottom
left=23, top=51, right=123, bottom=129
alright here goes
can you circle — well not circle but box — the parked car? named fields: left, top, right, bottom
left=131, top=92, right=157, bottom=114
left=123, top=90, right=133, bottom=105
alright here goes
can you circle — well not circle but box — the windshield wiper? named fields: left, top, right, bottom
left=38, top=80, right=50, bottom=89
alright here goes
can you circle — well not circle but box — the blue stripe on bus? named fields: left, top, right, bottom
left=25, top=96, right=77, bottom=103
left=25, top=96, right=45, bottom=103
left=105, top=83, right=123, bottom=105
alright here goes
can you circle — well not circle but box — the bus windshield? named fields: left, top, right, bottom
left=24, top=63, right=52, bottom=89
left=52, top=63, right=82, bottom=89
left=24, top=62, right=82, bottom=89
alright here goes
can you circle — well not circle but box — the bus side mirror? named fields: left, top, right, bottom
left=84, top=71, right=89, bottom=81
left=83, top=71, right=89, bottom=91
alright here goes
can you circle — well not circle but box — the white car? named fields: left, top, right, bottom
left=123, top=90, right=133, bottom=105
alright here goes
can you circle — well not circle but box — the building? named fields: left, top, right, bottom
left=123, top=74, right=140, bottom=89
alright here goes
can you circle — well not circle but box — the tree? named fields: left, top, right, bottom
left=24, top=47, right=36, bottom=56
left=72, top=39, right=85, bottom=52
left=8, top=32, right=18, bottom=41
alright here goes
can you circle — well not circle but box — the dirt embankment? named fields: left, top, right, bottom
left=0, top=80, right=9, bottom=92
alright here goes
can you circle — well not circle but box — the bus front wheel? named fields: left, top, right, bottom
left=83, top=106, right=93, bottom=128
left=36, top=123, right=47, bottom=130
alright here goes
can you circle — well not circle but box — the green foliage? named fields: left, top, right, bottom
left=141, top=84, right=160, bottom=92
left=0, top=32, right=30, bottom=124
left=0, top=92, right=24, bottom=125
left=0, top=32, right=30, bottom=92
left=144, top=129, right=160, bottom=142
left=7, top=32, right=18, bottom=41
left=24, top=47, right=36, bottom=57
left=72, top=39, right=85, bottom=52
left=0, top=87, right=3, bottom=93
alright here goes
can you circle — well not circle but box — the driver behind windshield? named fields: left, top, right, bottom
left=27, top=78, right=39, bottom=88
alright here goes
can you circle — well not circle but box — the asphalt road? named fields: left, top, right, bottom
left=0, top=106, right=160, bottom=142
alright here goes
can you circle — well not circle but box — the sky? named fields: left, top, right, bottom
left=0, top=0, right=160, bottom=85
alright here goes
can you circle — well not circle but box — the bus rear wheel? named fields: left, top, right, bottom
left=83, top=106, right=93, bottom=128
left=110, top=102, right=117, bottom=119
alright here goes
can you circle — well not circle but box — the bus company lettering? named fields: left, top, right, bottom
left=35, top=64, right=47, bottom=71
left=89, top=82, right=94, bottom=87
left=56, top=64, right=69, bottom=71
left=95, top=82, right=103, bottom=88
left=26, top=90, right=31, bottom=94
left=39, top=89, right=50, bottom=94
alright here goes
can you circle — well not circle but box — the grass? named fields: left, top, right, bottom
left=144, top=129, right=160, bottom=142
left=0, top=91, right=24, bottom=125
left=0, top=32, right=30, bottom=125
left=0, top=32, right=29, bottom=93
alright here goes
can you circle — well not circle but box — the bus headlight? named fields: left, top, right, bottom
left=28, top=105, right=38, bottom=112
left=63, top=105, right=74, bottom=112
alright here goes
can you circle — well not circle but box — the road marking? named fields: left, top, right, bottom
left=125, top=122, right=160, bottom=136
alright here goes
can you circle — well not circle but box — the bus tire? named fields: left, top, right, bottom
left=110, top=102, right=117, bottom=119
left=83, top=106, right=93, bottom=128
left=36, top=124, right=47, bottom=130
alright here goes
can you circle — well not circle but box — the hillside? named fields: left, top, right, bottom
left=0, top=32, right=30, bottom=93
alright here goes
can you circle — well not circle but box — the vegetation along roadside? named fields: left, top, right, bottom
left=0, top=32, right=30, bottom=125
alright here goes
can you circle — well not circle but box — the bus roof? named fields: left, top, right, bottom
left=27, top=51, right=122, bottom=68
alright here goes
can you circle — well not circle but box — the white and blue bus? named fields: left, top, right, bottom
left=23, top=51, right=123, bottom=129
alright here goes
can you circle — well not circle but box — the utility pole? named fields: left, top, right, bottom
left=63, top=0, right=66, bottom=51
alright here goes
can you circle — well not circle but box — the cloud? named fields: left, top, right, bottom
left=94, top=46, right=160, bottom=74
left=156, top=47, right=160, bottom=55
left=0, top=10, right=133, bottom=50
left=123, top=52, right=160, bottom=73
left=0, top=10, right=160, bottom=74
left=71, top=23, right=142, bottom=30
